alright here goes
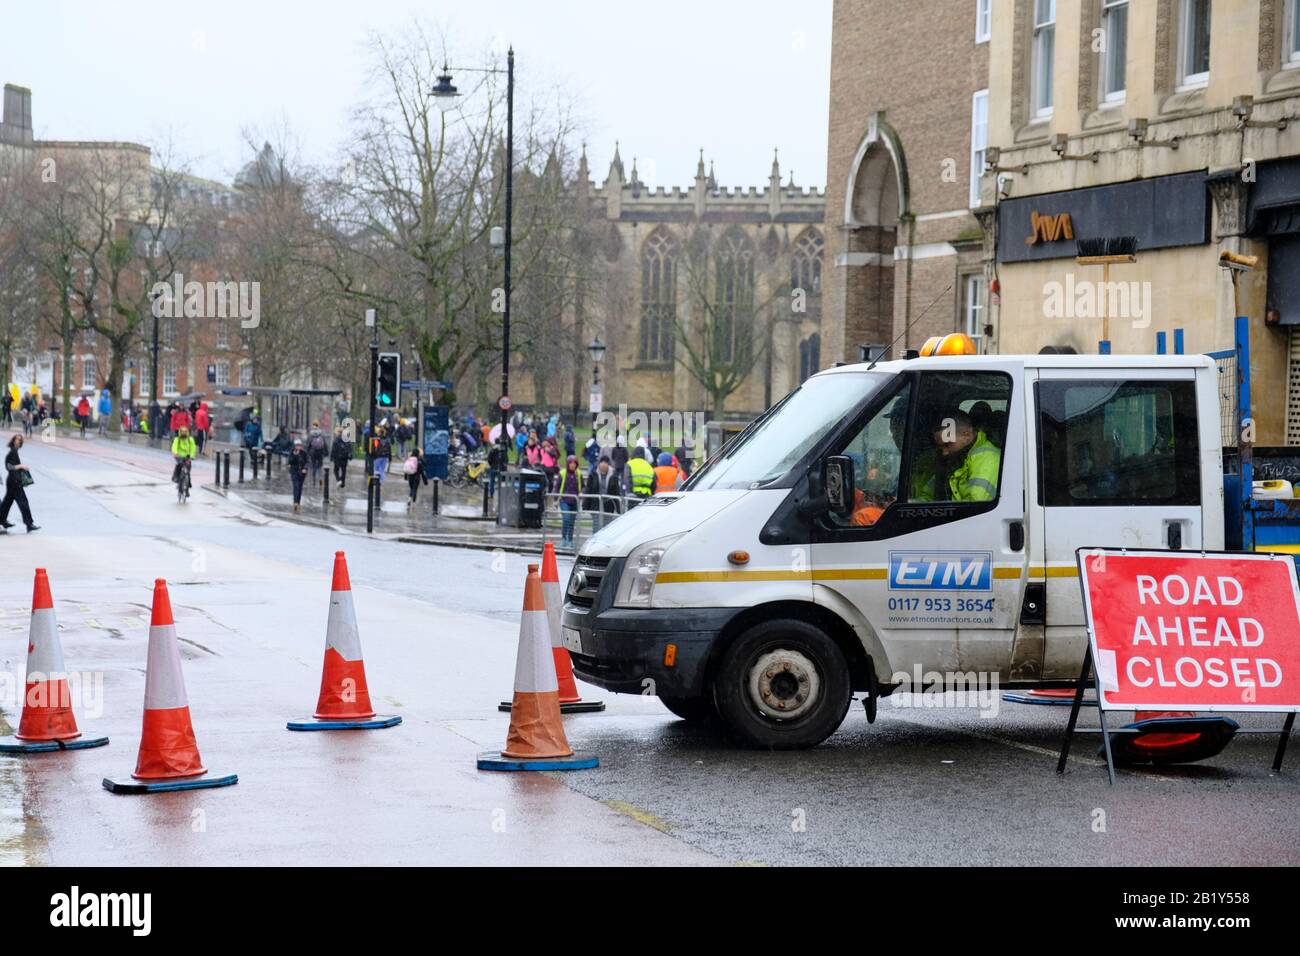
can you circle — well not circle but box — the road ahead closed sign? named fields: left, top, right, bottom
left=1077, top=549, right=1300, bottom=712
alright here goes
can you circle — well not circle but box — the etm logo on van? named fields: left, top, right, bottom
left=888, top=552, right=993, bottom=591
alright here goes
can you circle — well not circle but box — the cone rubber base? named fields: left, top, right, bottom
left=102, top=772, right=238, bottom=794
left=287, top=714, right=401, bottom=731
left=1001, top=691, right=1097, bottom=707
left=498, top=700, right=606, bottom=714
left=0, top=734, right=108, bottom=754
left=477, top=751, right=598, bottom=771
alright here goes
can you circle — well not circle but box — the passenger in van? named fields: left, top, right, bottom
left=910, top=410, right=1000, bottom=502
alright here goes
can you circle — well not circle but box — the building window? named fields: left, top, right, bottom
left=139, top=362, right=150, bottom=398
left=1286, top=0, right=1300, bottom=66
left=969, top=90, right=989, bottom=207
left=713, top=229, right=756, bottom=365
left=82, top=356, right=97, bottom=390
left=163, top=361, right=177, bottom=396
left=1101, top=0, right=1128, bottom=102
left=976, top=0, right=992, bottom=42
left=799, top=333, right=821, bottom=382
left=790, top=228, right=824, bottom=313
left=163, top=317, right=178, bottom=349
left=216, top=320, right=229, bottom=349
left=963, top=274, right=986, bottom=349
left=1032, top=0, right=1056, bottom=118
left=239, top=361, right=253, bottom=387
left=639, top=228, right=676, bottom=364
left=1177, top=0, right=1211, bottom=89
left=215, top=361, right=230, bottom=386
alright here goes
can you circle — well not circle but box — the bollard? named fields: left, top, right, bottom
left=222, top=451, right=230, bottom=488
left=214, top=453, right=221, bottom=486
left=238, top=450, right=246, bottom=484
left=252, top=449, right=260, bottom=480
left=432, top=478, right=439, bottom=516
left=322, top=467, right=329, bottom=504
left=482, top=479, right=490, bottom=516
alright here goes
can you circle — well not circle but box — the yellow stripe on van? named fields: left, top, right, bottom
left=657, top=565, right=1026, bottom=585
left=1027, top=565, right=1080, bottom=580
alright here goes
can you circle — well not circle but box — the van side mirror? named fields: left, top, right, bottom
left=824, top=456, right=854, bottom=517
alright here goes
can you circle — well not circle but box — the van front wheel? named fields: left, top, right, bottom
left=713, top=619, right=852, bottom=750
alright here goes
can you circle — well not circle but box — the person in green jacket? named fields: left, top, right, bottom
left=627, top=448, right=657, bottom=500
left=910, top=410, right=1000, bottom=502
left=171, top=426, right=197, bottom=492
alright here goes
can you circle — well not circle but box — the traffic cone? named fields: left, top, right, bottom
left=1002, top=686, right=1097, bottom=707
left=0, top=569, right=108, bottom=754
left=102, top=579, right=236, bottom=793
left=498, top=543, right=604, bottom=714
left=287, top=551, right=401, bottom=731
left=478, top=565, right=597, bottom=771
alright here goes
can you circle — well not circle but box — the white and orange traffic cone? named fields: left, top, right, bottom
left=288, top=551, right=400, bottom=731
left=478, top=564, right=597, bottom=771
left=499, top=543, right=604, bottom=714
left=103, top=579, right=236, bottom=793
left=0, top=569, right=108, bottom=754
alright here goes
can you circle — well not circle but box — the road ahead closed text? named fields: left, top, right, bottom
left=1079, top=551, right=1300, bottom=711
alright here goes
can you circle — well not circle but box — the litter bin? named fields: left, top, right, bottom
left=497, top=468, right=548, bottom=528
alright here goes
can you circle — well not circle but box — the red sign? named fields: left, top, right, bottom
left=1078, top=549, right=1300, bottom=712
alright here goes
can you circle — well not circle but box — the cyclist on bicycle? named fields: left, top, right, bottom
left=172, top=426, right=197, bottom=497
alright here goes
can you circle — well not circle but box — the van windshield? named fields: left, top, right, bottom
left=688, top=372, right=889, bottom=491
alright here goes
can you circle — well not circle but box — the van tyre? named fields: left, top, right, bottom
left=713, top=619, right=852, bottom=750
left=658, top=694, right=716, bottom=723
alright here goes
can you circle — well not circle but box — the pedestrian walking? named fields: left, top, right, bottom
left=371, top=424, right=391, bottom=505
left=329, top=426, right=352, bottom=489
left=583, top=455, right=623, bottom=530
left=2, top=389, right=12, bottom=427
left=243, top=413, right=262, bottom=453
left=288, top=439, right=309, bottom=512
left=97, top=389, right=111, bottom=437
left=307, top=420, right=327, bottom=485
left=395, top=419, right=413, bottom=459
left=0, top=434, right=38, bottom=533
left=193, top=402, right=210, bottom=456
left=403, top=448, right=427, bottom=509
left=555, top=455, right=582, bottom=548
left=75, top=395, right=91, bottom=438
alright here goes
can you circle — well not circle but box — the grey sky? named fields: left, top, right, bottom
left=1, top=0, right=831, bottom=191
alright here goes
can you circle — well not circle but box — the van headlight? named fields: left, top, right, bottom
left=614, top=534, right=683, bottom=608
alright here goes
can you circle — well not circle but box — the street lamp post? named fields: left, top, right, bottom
left=149, top=291, right=161, bottom=443
left=586, top=336, right=606, bottom=438
left=433, top=47, right=515, bottom=475
left=365, top=308, right=378, bottom=535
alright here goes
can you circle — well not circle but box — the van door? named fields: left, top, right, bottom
left=810, top=364, right=1029, bottom=679
left=1034, top=369, right=1204, bottom=678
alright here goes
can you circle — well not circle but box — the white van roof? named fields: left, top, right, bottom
left=817, top=353, right=1215, bottom=377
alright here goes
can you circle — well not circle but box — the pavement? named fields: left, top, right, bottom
left=0, top=428, right=1297, bottom=866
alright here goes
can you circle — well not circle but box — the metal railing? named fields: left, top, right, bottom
left=540, top=492, right=651, bottom=552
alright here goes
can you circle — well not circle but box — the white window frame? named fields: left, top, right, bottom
left=138, top=362, right=150, bottom=398
left=1285, top=0, right=1300, bottom=67
left=162, top=361, right=177, bottom=397
left=215, top=360, right=230, bottom=386
left=1100, top=0, right=1129, bottom=104
left=239, top=362, right=253, bottom=388
left=1176, top=0, right=1211, bottom=90
left=963, top=274, right=986, bottom=349
left=976, top=0, right=992, bottom=43
left=216, top=320, right=229, bottom=349
left=81, top=356, right=97, bottom=390
left=1032, top=0, right=1056, bottom=119
left=969, top=90, right=989, bottom=208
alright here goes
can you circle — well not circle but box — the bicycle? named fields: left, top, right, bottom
left=174, top=457, right=192, bottom=503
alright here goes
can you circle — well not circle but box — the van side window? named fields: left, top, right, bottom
left=904, top=371, right=1011, bottom=504
left=1037, top=379, right=1200, bottom=506
left=829, top=383, right=911, bottom=527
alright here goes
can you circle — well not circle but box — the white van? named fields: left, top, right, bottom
left=562, top=353, right=1223, bottom=748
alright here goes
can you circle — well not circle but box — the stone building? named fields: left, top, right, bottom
left=979, top=0, right=1300, bottom=444
left=508, top=145, right=826, bottom=422
left=821, top=0, right=993, bottom=367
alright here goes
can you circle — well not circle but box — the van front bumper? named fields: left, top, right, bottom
left=562, top=562, right=737, bottom=697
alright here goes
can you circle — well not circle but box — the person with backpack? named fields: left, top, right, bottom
left=307, top=420, right=327, bottom=486
left=403, top=448, right=427, bottom=509
left=329, top=426, right=352, bottom=489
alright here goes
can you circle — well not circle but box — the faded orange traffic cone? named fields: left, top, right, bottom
left=0, top=569, right=108, bottom=754
left=288, top=551, right=400, bottom=731
left=103, top=579, right=236, bottom=793
left=478, top=564, right=597, bottom=771
left=498, top=543, right=604, bottom=714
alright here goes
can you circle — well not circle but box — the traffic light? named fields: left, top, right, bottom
left=377, top=353, right=400, bottom=408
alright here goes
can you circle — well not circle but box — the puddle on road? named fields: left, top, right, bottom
left=0, top=717, right=47, bottom=866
